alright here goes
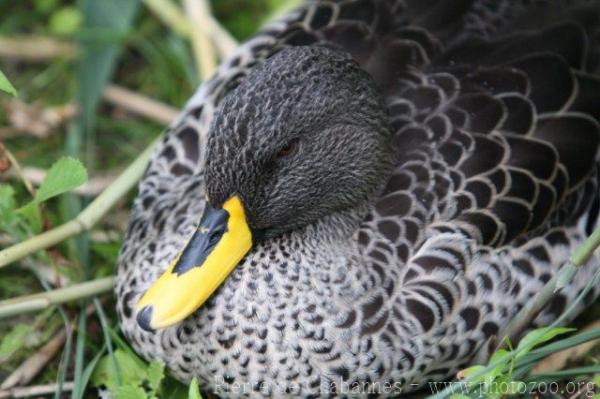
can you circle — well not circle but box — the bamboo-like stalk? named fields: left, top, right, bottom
left=0, top=36, right=76, bottom=60
left=104, top=84, right=179, bottom=125
left=497, top=263, right=578, bottom=349
left=572, top=225, right=600, bottom=266
left=183, top=0, right=218, bottom=80
left=0, top=276, right=114, bottom=319
left=143, top=0, right=238, bottom=60
left=4, top=146, right=36, bottom=197
left=0, top=382, right=74, bottom=398
left=0, top=15, right=238, bottom=62
left=142, top=0, right=192, bottom=37
left=0, top=138, right=158, bottom=269
left=205, top=17, right=239, bottom=59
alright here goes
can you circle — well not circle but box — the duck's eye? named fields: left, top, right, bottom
left=276, top=139, right=299, bottom=159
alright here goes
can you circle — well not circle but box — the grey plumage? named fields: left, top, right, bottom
left=116, top=0, right=600, bottom=397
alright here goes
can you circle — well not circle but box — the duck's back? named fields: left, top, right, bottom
left=144, top=0, right=600, bottom=176
left=351, top=0, right=600, bottom=379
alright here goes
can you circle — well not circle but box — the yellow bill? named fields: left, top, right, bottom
left=135, top=196, right=252, bottom=331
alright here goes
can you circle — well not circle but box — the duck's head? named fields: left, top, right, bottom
left=136, top=46, right=393, bottom=331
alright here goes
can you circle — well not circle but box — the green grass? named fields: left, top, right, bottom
left=0, top=1, right=599, bottom=398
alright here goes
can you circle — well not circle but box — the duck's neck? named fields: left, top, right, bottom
left=290, top=155, right=394, bottom=251
left=296, top=204, right=368, bottom=245
left=246, top=152, right=397, bottom=297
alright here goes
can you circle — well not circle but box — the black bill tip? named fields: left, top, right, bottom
left=136, top=305, right=155, bottom=332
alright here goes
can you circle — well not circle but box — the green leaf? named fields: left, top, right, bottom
left=489, top=348, right=510, bottom=364
left=147, top=361, right=166, bottom=393
left=16, top=156, right=87, bottom=229
left=0, top=69, right=16, bottom=96
left=0, top=185, right=15, bottom=211
left=0, top=324, right=33, bottom=359
left=92, top=349, right=141, bottom=393
left=17, top=201, right=42, bottom=234
left=460, top=365, right=485, bottom=378
left=0, top=185, right=19, bottom=229
left=516, top=327, right=575, bottom=357
left=115, top=385, right=147, bottom=399
left=35, top=157, right=88, bottom=203
left=91, top=349, right=165, bottom=397
left=188, top=378, right=202, bottom=399
left=109, top=329, right=148, bottom=370
left=488, top=348, right=511, bottom=381
left=49, top=6, right=83, bottom=35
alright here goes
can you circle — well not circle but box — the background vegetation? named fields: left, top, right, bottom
left=0, top=1, right=599, bottom=398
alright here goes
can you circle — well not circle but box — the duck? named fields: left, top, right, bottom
left=116, top=0, right=600, bottom=397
